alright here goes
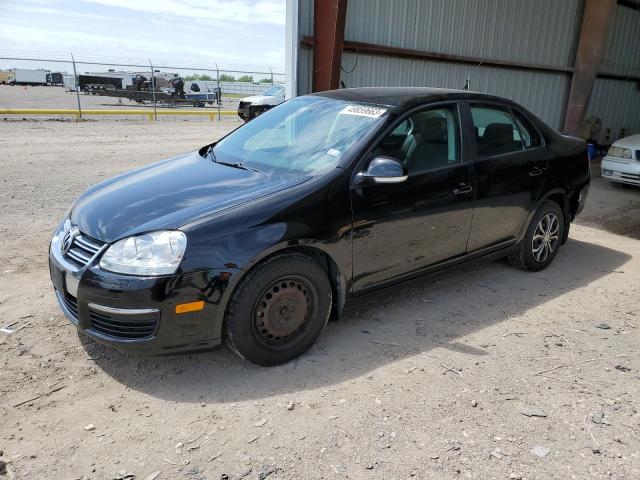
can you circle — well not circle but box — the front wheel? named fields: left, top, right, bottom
left=509, top=200, right=564, bottom=271
left=224, top=253, right=332, bottom=366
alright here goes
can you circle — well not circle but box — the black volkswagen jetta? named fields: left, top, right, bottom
left=50, top=88, right=590, bottom=366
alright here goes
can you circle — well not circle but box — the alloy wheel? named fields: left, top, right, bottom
left=531, top=212, right=560, bottom=263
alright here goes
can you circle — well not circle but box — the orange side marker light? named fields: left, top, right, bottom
left=175, top=301, right=205, bottom=314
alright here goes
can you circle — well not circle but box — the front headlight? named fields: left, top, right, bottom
left=99, top=231, right=187, bottom=276
left=607, top=146, right=632, bottom=159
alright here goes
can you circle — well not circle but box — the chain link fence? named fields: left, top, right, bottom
left=0, top=54, right=285, bottom=122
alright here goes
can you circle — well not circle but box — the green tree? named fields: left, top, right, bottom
left=219, top=74, right=236, bottom=82
left=184, top=74, right=200, bottom=81
left=199, top=74, right=213, bottom=81
left=237, top=75, right=254, bottom=83
left=259, top=78, right=273, bottom=83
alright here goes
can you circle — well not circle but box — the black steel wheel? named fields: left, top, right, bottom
left=252, top=276, right=314, bottom=346
left=224, top=253, right=332, bottom=366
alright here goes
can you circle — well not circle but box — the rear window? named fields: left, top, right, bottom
left=470, top=106, right=522, bottom=157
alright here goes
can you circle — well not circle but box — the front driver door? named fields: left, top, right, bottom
left=350, top=103, right=475, bottom=292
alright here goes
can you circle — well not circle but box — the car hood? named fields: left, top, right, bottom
left=612, top=133, right=640, bottom=149
left=71, top=150, right=308, bottom=243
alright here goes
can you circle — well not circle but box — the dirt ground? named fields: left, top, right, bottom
left=1, top=121, right=639, bottom=480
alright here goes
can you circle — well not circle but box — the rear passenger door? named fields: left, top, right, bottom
left=464, top=103, right=547, bottom=252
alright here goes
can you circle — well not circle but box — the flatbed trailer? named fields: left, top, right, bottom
left=96, top=88, right=219, bottom=107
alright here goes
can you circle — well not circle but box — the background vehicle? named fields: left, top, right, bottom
left=601, top=134, right=640, bottom=186
left=237, top=83, right=286, bottom=121
left=0, top=70, right=15, bottom=84
left=9, top=68, right=49, bottom=85
left=46, top=72, right=64, bottom=86
left=85, top=74, right=221, bottom=107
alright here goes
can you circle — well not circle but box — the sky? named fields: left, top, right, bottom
left=0, top=0, right=286, bottom=75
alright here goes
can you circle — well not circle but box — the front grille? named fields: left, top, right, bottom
left=56, top=290, right=79, bottom=324
left=89, top=309, right=158, bottom=340
left=620, top=172, right=640, bottom=181
left=64, top=233, right=104, bottom=268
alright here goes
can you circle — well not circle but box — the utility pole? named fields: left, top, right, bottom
left=70, top=52, right=82, bottom=120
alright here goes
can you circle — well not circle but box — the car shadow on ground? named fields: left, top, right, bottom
left=84, top=237, right=630, bottom=403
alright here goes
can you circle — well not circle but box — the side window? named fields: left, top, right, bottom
left=513, top=110, right=542, bottom=148
left=374, top=105, right=460, bottom=176
left=471, top=105, right=523, bottom=157
left=373, top=119, right=412, bottom=160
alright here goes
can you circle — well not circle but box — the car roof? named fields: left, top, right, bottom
left=612, top=133, right=640, bottom=148
left=312, top=87, right=518, bottom=113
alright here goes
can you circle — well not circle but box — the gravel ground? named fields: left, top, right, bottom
left=0, top=121, right=639, bottom=480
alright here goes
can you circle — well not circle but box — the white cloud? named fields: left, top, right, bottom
left=81, top=0, right=286, bottom=26
left=0, top=23, right=283, bottom=70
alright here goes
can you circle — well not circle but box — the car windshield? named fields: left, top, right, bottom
left=213, top=96, right=388, bottom=176
left=262, top=84, right=285, bottom=97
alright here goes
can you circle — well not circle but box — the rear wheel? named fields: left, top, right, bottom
left=509, top=200, right=564, bottom=271
left=224, top=253, right=332, bottom=366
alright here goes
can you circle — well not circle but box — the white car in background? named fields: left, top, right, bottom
left=237, top=84, right=285, bottom=121
left=601, top=134, right=640, bottom=186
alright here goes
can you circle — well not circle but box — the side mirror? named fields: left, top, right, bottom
left=357, top=157, right=407, bottom=184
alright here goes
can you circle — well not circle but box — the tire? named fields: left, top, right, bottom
left=224, top=253, right=332, bottom=366
left=508, top=200, right=565, bottom=272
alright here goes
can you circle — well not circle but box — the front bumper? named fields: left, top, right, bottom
left=237, top=106, right=252, bottom=121
left=237, top=104, right=272, bottom=121
left=49, top=234, right=239, bottom=354
left=601, top=156, right=640, bottom=185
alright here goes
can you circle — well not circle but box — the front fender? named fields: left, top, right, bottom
left=204, top=237, right=349, bottom=340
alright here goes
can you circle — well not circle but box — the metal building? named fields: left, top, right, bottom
left=285, top=0, right=640, bottom=145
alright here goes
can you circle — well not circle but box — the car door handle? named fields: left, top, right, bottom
left=453, top=185, right=473, bottom=195
left=529, top=167, right=545, bottom=177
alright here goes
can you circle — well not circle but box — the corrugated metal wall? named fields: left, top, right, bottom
left=586, top=5, right=640, bottom=143
left=587, top=79, right=640, bottom=144
left=296, top=0, right=640, bottom=138
left=340, top=52, right=570, bottom=129
left=600, top=4, right=640, bottom=77
left=297, top=0, right=314, bottom=95
left=344, top=0, right=582, bottom=68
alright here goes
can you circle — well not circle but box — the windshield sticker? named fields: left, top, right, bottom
left=326, top=148, right=341, bottom=157
left=340, top=105, right=387, bottom=118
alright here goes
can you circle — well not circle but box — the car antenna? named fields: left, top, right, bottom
left=463, top=54, right=486, bottom=90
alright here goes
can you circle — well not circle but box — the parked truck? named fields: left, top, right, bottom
left=46, top=72, right=64, bottom=86
left=9, top=69, right=49, bottom=86
left=0, top=71, right=14, bottom=84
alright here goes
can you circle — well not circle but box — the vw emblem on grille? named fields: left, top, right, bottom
left=61, top=226, right=80, bottom=255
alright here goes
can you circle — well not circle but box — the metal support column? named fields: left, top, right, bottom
left=563, top=0, right=617, bottom=136
left=312, top=0, right=348, bottom=92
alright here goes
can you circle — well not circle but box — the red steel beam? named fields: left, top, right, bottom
left=301, top=36, right=640, bottom=83
left=563, top=0, right=617, bottom=135
left=312, top=0, right=348, bottom=92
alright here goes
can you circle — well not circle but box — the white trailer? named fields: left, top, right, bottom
left=80, top=71, right=135, bottom=90
left=10, top=69, right=49, bottom=85
left=63, top=74, right=77, bottom=91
